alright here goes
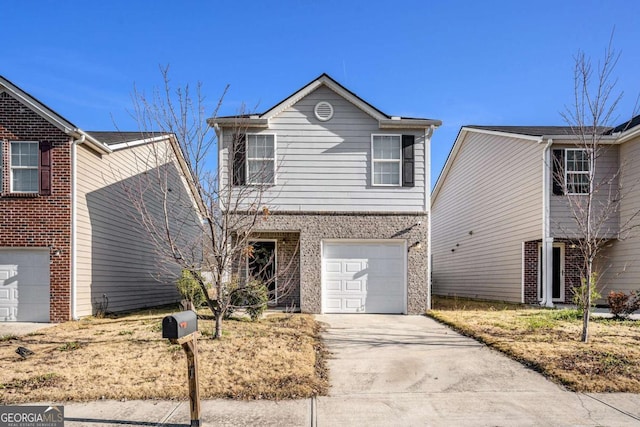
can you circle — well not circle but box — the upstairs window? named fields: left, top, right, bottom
left=246, top=134, right=275, bottom=185
left=372, top=135, right=401, bottom=186
left=552, top=148, right=591, bottom=195
left=11, top=141, right=39, bottom=193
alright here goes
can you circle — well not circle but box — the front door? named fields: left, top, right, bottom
left=248, top=241, right=277, bottom=303
left=538, top=244, right=565, bottom=302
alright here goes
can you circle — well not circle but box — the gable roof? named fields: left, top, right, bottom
left=209, top=73, right=441, bottom=129
left=0, top=75, right=112, bottom=154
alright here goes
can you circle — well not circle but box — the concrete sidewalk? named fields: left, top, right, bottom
left=19, top=315, right=640, bottom=426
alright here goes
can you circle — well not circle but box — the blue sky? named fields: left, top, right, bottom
left=4, top=1, right=640, bottom=185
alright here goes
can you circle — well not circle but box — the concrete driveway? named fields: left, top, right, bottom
left=315, top=314, right=640, bottom=426
left=12, top=315, right=640, bottom=426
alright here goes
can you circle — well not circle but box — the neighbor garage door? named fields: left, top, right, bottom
left=0, top=249, right=50, bottom=322
left=322, top=241, right=406, bottom=313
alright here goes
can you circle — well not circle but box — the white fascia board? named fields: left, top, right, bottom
left=379, top=118, right=442, bottom=129
left=614, top=126, right=640, bottom=144
left=207, top=117, right=269, bottom=128
left=544, top=134, right=620, bottom=144
left=466, top=127, right=543, bottom=142
left=0, top=82, right=75, bottom=131
left=107, top=134, right=172, bottom=151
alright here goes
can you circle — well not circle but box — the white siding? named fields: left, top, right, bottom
left=220, top=85, right=427, bottom=212
left=432, top=132, right=544, bottom=302
left=599, top=135, right=640, bottom=295
left=75, top=142, right=199, bottom=317
left=550, top=142, right=620, bottom=238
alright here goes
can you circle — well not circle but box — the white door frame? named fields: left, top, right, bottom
left=537, top=242, right=565, bottom=302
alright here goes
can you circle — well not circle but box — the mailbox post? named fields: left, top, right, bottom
left=162, top=311, right=200, bottom=427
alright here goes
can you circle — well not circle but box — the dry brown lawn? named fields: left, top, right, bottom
left=428, top=296, right=640, bottom=392
left=0, top=308, right=328, bottom=404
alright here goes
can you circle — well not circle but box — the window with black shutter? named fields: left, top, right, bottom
left=552, top=149, right=564, bottom=195
left=402, top=135, right=415, bottom=187
left=232, top=133, right=246, bottom=186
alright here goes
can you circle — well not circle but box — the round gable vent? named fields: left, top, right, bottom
left=314, top=101, right=334, bottom=121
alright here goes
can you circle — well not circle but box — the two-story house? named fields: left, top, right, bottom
left=210, top=74, right=441, bottom=314
left=432, top=116, right=640, bottom=305
left=0, top=76, right=202, bottom=322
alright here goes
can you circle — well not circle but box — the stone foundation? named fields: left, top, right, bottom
left=251, top=211, right=429, bottom=314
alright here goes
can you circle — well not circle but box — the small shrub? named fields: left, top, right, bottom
left=176, top=270, right=208, bottom=309
left=93, top=293, right=109, bottom=318
left=572, top=274, right=601, bottom=313
left=230, top=279, right=268, bottom=321
left=607, top=290, right=640, bottom=319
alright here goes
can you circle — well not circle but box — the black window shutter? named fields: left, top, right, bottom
left=39, top=141, right=52, bottom=195
left=402, top=135, right=415, bottom=187
left=552, top=149, right=564, bottom=195
left=232, top=133, right=246, bottom=186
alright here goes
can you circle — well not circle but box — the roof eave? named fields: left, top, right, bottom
left=207, top=117, right=269, bottom=128
left=379, top=118, right=442, bottom=129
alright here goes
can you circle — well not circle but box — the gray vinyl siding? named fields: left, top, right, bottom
left=549, top=142, right=620, bottom=238
left=598, top=135, right=640, bottom=296
left=75, top=142, right=193, bottom=317
left=432, top=132, right=544, bottom=302
left=220, top=85, right=427, bottom=212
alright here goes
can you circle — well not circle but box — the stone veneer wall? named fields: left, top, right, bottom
left=252, top=212, right=429, bottom=314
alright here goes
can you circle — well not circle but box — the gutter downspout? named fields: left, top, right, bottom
left=70, top=135, right=82, bottom=320
left=426, top=125, right=435, bottom=310
left=541, top=138, right=554, bottom=307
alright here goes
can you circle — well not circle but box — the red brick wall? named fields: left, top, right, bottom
left=523, top=239, right=583, bottom=305
left=0, top=92, right=72, bottom=322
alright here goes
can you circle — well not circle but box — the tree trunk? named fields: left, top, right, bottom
left=581, top=264, right=593, bottom=343
left=214, top=313, right=223, bottom=339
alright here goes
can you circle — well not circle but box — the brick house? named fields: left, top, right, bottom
left=0, top=76, right=202, bottom=322
left=210, top=74, right=441, bottom=314
left=432, top=118, right=640, bottom=305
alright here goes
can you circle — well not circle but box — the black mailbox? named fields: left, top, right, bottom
left=162, top=310, right=198, bottom=339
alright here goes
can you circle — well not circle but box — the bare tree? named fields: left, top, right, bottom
left=556, top=38, right=640, bottom=342
left=120, top=66, right=298, bottom=338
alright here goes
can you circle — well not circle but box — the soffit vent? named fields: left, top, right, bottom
left=314, top=101, right=334, bottom=121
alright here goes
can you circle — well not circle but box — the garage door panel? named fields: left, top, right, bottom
left=325, top=261, right=341, bottom=273
left=0, top=249, right=50, bottom=322
left=323, top=241, right=406, bottom=314
left=345, top=280, right=365, bottom=292
left=345, top=262, right=365, bottom=273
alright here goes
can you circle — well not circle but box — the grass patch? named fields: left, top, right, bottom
left=0, top=334, right=18, bottom=342
left=429, top=296, right=640, bottom=392
left=0, top=309, right=328, bottom=403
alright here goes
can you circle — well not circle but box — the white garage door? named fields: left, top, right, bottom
left=323, top=241, right=406, bottom=314
left=0, top=249, right=50, bottom=322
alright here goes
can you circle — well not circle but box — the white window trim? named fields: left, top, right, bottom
left=371, top=134, right=402, bottom=187
left=564, top=148, right=591, bottom=196
left=246, top=239, right=278, bottom=304
left=10, top=141, right=39, bottom=194
left=246, top=133, right=276, bottom=186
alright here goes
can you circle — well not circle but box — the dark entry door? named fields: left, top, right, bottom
left=539, top=246, right=562, bottom=300
left=248, top=241, right=276, bottom=300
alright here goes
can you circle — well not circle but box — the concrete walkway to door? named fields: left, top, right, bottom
left=315, top=314, right=640, bottom=426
